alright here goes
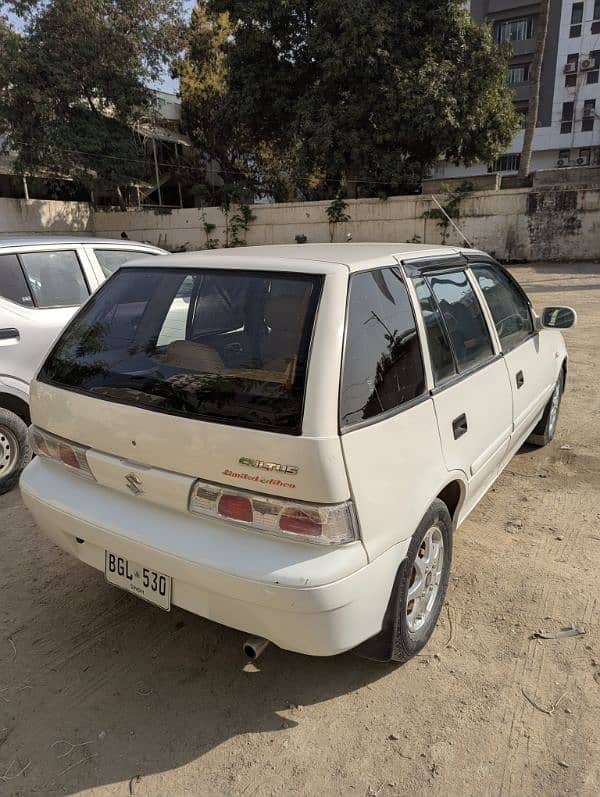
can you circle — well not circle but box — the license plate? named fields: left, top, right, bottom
left=105, top=551, right=171, bottom=611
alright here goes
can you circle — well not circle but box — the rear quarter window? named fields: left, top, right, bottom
left=340, top=268, right=426, bottom=428
left=94, top=249, right=159, bottom=277
left=38, top=267, right=322, bottom=434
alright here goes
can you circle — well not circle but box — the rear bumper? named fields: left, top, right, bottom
left=20, top=459, right=410, bottom=656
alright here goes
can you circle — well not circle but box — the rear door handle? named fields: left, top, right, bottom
left=452, top=413, right=468, bottom=440
left=516, top=370, right=524, bottom=389
left=0, top=328, right=20, bottom=343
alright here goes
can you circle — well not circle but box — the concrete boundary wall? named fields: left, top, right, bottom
left=93, top=188, right=600, bottom=261
left=0, top=197, right=93, bottom=235
left=1, top=188, right=598, bottom=261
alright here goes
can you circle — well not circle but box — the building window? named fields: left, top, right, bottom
left=570, top=2, right=583, bottom=37
left=561, top=101, right=574, bottom=134
left=508, top=63, right=530, bottom=84
left=494, top=17, right=533, bottom=43
left=593, top=0, right=600, bottom=32
left=587, top=51, right=600, bottom=84
left=582, top=99, right=596, bottom=132
left=565, top=53, right=579, bottom=86
left=562, top=101, right=574, bottom=119
left=489, top=153, right=521, bottom=172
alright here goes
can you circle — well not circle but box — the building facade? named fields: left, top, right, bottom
left=0, top=91, right=194, bottom=207
left=438, top=0, right=600, bottom=177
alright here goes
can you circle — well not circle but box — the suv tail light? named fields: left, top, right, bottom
left=31, top=427, right=94, bottom=480
left=189, top=479, right=359, bottom=545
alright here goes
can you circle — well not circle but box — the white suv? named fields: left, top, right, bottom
left=0, top=236, right=164, bottom=492
left=20, top=244, right=576, bottom=662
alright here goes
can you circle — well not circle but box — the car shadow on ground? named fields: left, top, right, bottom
left=2, top=548, right=396, bottom=795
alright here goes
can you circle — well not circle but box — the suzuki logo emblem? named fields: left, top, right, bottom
left=125, top=472, right=144, bottom=495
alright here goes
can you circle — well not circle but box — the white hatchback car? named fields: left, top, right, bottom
left=20, top=244, right=576, bottom=662
left=0, top=236, right=164, bottom=492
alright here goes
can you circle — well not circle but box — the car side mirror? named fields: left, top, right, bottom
left=541, top=306, right=577, bottom=330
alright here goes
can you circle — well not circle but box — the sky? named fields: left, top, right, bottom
left=156, top=0, right=196, bottom=95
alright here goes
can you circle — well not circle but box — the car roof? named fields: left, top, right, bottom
left=0, top=235, right=163, bottom=250
left=124, top=243, right=486, bottom=274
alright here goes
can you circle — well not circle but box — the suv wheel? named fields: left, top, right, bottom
left=356, top=499, right=453, bottom=663
left=528, top=371, right=564, bottom=447
left=0, top=409, right=32, bottom=495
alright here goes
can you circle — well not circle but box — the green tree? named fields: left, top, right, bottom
left=177, top=0, right=519, bottom=200
left=0, top=0, right=184, bottom=202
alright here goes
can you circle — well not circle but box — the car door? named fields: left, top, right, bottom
left=470, top=263, right=556, bottom=447
left=410, top=269, right=513, bottom=514
left=0, top=248, right=91, bottom=391
left=339, top=267, right=450, bottom=559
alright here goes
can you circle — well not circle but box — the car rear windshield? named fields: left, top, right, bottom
left=39, top=267, right=323, bottom=434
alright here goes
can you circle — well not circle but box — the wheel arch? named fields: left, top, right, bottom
left=436, top=478, right=466, bottom=526
left=0, top=393, right=31, bottom=426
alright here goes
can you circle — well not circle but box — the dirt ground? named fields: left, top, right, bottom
left=1, top=262, right=599, bottom=797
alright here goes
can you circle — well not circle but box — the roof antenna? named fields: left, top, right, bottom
left=429, top=195, right=473, bottom=248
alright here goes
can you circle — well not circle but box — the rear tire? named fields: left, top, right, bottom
left=528, top=372, right=563, bottom=447
left=355, top=499, right=453, bottom=663
left=0, top=409, right=31, bottom=495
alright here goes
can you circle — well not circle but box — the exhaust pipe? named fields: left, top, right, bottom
left=243, top=637, right=270, bottom=661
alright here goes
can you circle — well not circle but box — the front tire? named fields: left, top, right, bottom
left=0, top=409, right=32, bottom=495
left=528, top=371, right=563, bottom=447
left=356, top=499, right=453, bottom=663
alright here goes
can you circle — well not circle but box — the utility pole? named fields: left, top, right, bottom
left=518, top=0, right=551, bottom=179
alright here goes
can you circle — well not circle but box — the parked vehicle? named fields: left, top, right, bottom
left=20, top=244, right=576, bottom=662
left=0, top=236, right=165, bottom=493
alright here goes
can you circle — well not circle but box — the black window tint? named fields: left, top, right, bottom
left=412, top=277, right=456, bottom=384
left=39, top=267, right=321, bottom=435
left=473, top=266, right=533, bottom=351
left=0, top=254, right=34, bottom=307
left=94, top=249, right=157, bottom=277
left=19, top=251, right=89, bottom=307
left=428, top=271, right=494, bottom=372
left=340, top=268, right=425, bottom=427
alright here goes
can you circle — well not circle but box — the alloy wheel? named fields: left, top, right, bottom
left=406, top=525, right=445, bottom=633
left=548, top=380, right=561, bottom=437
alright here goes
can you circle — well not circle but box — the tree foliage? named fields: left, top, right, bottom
left=0, top=0, right=184, bottom=196
left=177, top=0, right=518, bottom=200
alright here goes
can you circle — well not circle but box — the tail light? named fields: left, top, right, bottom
left=189, top=479, right=359, bottom=545
left=31, top=427, right=94, bottom=480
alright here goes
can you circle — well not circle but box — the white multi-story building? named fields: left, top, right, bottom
left=437, top=0, right=600, bottom=177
